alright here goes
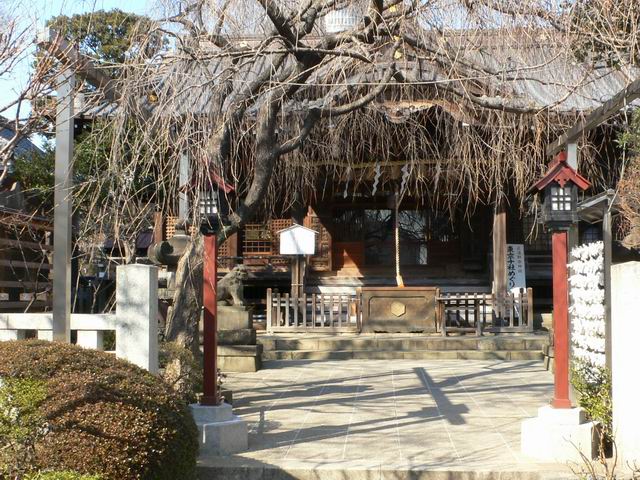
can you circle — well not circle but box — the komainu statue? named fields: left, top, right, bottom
left=217, top=265, right=249, bottom=306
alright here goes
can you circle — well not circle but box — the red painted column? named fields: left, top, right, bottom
left=551, top=230, right=571, bottom=409
left=201, top=234, right=219, bottom=406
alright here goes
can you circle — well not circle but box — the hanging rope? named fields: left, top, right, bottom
left=395, top=189, right=404, bottom=287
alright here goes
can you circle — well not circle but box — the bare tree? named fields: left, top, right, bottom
left=69, top=0, right=639, bottom=388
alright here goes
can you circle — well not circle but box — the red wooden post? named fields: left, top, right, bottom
left=201, top=234, right=218, bottom=406
left=551, top=231, right=571, bottom=409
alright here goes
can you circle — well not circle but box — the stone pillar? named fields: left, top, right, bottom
left=52, top=69, right=75, bottom=343
left=116, top=264, right=158, bottom=373
left=612, top=261, right=640, bottom=470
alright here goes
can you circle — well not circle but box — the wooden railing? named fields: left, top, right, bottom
left=266, top=289, right=360, bottom=332
left=436, top=288, right=534, bottom=336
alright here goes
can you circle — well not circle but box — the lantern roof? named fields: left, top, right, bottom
left=529, top=151, right=591, bottom=194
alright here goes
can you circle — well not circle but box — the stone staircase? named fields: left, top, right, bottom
left=259, top=333, right=549, bottom=361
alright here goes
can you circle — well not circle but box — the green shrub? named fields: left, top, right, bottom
left=0, top=377, right=48, bottom=477
left=26, top=472, right=102, bottom=480
left=0, top=340, right=198, bottom=480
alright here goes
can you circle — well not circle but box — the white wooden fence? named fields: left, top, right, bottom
left=0, top=264, right=158, bottom=373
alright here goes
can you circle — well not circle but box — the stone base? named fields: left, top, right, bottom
left=190, top=402, right=248, bottom=456
left=218, top=306, right=253, bottom=330
left=218, top=345, right=263, bottom=372
left=521, top=405, right=596, bottom=463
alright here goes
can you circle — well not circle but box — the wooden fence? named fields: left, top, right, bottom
left=437, top=288, right=534, bottom=336
left=267, top=289, right=360, bottom=332
left=266, top=287, right=534, bottom=335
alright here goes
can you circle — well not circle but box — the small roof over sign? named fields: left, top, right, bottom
left=277, top=224, right=317, bottom=235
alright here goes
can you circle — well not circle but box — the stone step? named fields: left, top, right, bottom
left=262, top=349, right=543, bottom=361
left=259, top=336, right=548, bottom=353
left=198, top=464, right=561, bottom=480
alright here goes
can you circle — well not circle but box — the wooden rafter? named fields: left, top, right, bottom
left=547, top=77, right=640, bottom=156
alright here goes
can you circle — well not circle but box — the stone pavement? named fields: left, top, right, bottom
left=199, top=359, right=577, bottom=479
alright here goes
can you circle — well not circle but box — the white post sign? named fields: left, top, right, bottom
left=506, top=244, right=526, bottom=292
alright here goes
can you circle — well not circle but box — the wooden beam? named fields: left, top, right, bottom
left=547, top=78, right=640, bottom=156
left=0, top=238, right=53, bottom=251
left=37, top=27, right=117, bottom=103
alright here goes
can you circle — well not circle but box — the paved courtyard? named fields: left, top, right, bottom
left=200, top=359, right=575, bottom=479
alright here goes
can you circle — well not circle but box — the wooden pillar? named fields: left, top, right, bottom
left=492, top=200, right=507, bottom=297
left=201, top=234, right=218, bottom=406
left=552, top=230, right=572, bottom=409
left=53, top=69, right=75, bottom=343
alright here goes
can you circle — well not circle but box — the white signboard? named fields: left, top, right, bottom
left=506, top=243, right=526, bottom=292
left=279, top=224, right=317, bottom=255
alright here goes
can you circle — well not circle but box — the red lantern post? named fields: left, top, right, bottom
left=529, top=152, right=590, bottom=409
left=551, top=231, right=572, bottom=408
left=201, top=234, right=218, bottom=406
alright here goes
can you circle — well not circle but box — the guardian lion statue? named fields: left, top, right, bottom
left=217, top=264, right=249, bottom=306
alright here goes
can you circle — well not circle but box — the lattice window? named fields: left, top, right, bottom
left=165, top=216, right=178, bottom=239
left=305, top=214, right=332, bottom=271
left=269, top=219, right=293, bottom=254
left=550, top=186, right=573, bottom=211
left=243, top=224, right=272, bottom=255
left=165, top=216, right=196, bottom=239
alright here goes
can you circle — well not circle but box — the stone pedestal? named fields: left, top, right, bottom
left=190, top=402, right=248, bottom=455
left=216, top=306, right=262, bottom=372
left=521, top=405, right=596, bottom=463
left=218, top=305, right=253, bottom=330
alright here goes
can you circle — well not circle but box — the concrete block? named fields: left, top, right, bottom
left=441, top=339, right=476, bottom=350
left=508, top=351, right=543, bottom=361
left=524, top=338, right=549, bottom=350
left=116, top=264, right=158, bottom=373
left=218, top=344, right=262, bottom=357
left=456, top=350, right=510, bottom=360
left=218, top=329, right=256, bottom=346
left=478, top=338, right=525, bottom=351
left=290, top=350, right=352, bottom=360
left=190, top=403, right=248, bottom=455
left=76, top=330, right=104, bottom=350
left=537, top=405, right=586, bottom=424
left=276, top=338, right=316, bottom=351
left=403, top=350, right=458, bottom=360
left=0, top=330, right=25, bottom=341
left=352, top=350, right=401, bottom=360
left=218, top=306, right=252, bottom=330
left=37, top=330, right=53, bottom=341
left=612, top=262, right=640, bottom=470
left=262, top=351, right=291, bottom=361
left=219, top=355, right=261, bottom=373
left=521, top=406, right=596, bottom=463
left=257, top=337, right=276, bottom=351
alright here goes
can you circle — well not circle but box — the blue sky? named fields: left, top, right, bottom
left=0, top=0, right=151, bottom=121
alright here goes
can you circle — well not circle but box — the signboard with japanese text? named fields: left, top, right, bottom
left=506, top=244, right=526, bottom=292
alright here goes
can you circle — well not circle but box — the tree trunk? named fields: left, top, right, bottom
left=163, top=234, right=204, bottom=398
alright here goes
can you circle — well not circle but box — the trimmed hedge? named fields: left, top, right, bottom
left=0, top=340, right=198, bottom=480
left=26, top=472, right=102, bottom=480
